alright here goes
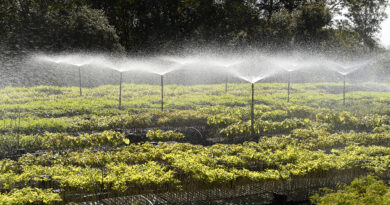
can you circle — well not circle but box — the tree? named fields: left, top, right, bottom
left=58, top=6, right=124, bottom=52
left=0, top=0, right=123, bottom=53
left=87, top=0, right=262, bottom=51
left=295, top=1, right=332, bottom=43
left=1, top=0, right=387, bottom=53
left=260, top=1, right=331, bottom=50
left=331, top=0, right=389, bottom=51
left=267, top=9, right=297, bottom=48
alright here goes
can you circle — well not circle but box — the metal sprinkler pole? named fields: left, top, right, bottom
left=251, top=83, right=255, bottom=136
left=287, top=72, right=291, bottom=102
left=161, top=75, right=164, bottom=111
left=343, top=75, right=346, bottom=105
left=119, top=72, right=123, bottom=109
left=78, top=67, right=82, bottom=96
left=225, top=74, right=228, bottom=93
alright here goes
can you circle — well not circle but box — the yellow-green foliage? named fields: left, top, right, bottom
left=146, top=129, right=185, bottom=141
left=311, top=176, right=390, bottom=205
left=0, top=187, right=61, bottom=204
left=2, top=83, right=390, bottom=202
left=19, top=130, right=129, bottom=150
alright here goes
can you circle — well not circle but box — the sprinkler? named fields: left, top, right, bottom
left=78, top=67, right=82, bottom=96
left=251, top=83, right=255, bottom=136
left=225, top=74, right=228, bottom=93
left=286, top=64, right=298, bottom=103
left=118, top=72, right=123, bottom=109
left=287, top=71, right=291, bottom=102
left=161, top=75, right=164, bottom=111
left=326, top=59, right=375, bottom=106
left=343, top=75, right=346, bottom=105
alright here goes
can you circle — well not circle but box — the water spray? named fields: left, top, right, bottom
left=283, top=64, right=299, bottom=103
left=228, top=64, right=277, bottom=137
left=35, top=55, right=90, bottom=96
left=325, top=58, right=375, bottom=106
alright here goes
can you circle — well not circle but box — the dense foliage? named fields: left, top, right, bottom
left=0, top=0, right=388, bottom=53
left=146, top=129, right=186, bottom=141
left=0, top=187, right=61, bottom=204
left=311, top=176, right=390, bottom=205
left=0, top=1, right=123, bottom=52
left=1, top=82, right=390, bottom=203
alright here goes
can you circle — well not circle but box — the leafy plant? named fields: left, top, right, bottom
left=146, top=129, right=185, bottom=141
left=311, top=176, right=390, bottom=205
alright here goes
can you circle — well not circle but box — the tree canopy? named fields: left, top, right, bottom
left=0, top=0, right=388, bottom=55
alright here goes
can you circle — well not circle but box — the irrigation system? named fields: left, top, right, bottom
left=287, top=71, right=291, bottom=103
left=224, top=63, right=243, bottom=93
left=144, top=57, right=193, bottom=112
left=226, top=60, right=280, bottom=136
left=73, top=64, right=90, bottom=97
left=326, top=58, right=375, bottom=106
left=225, top=74, right=228, bottom=93
left=332, top=70, right=349, bottom=106
left=343, top=75, right=346, bottom=105
left=251, top=83, right=255, bottom=136
left=119, top=72, right=123, bottom=109
left=78, top=67, right=82, bottom=96
left=35, top=56, right=89, bottom=96
left=34, top=53, right=377, bottom=114
left=161, top=75, right=164, bottom=111
left=285, top=64, right=300, bottom=103
left=204, top=60, right=244, bottom=94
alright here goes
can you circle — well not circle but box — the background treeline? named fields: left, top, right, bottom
left=0, top=0, right=388, bottom=55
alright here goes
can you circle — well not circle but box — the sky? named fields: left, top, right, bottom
left=379, top=7, right=390, bottom=48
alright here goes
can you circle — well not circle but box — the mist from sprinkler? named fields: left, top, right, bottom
left=138, top=57, right=192, bottom=111
left=228, top=58, right=283, bottom=136
left=207, top=59, right=245, bottom=93
left=33, top=52, right=378, bottom=115
left=326, top=59, right=375, bottom=105
left=35, top=55, right=94, bottom=96
left=267, top=54, right=311, bottom=102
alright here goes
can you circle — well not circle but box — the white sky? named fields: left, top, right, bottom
left=379, top=7, right=390, bottom=48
